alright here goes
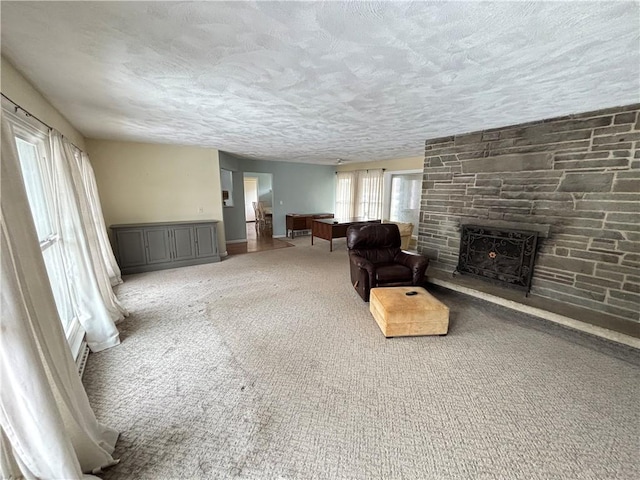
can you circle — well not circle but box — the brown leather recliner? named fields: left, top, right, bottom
left=347, top=223, right=429, bottom=302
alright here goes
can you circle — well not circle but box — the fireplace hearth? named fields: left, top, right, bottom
left=455, top=224, right=539, bottom=294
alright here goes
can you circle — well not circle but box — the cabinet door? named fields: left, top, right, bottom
left=145, top=228, right=171, bottom=264
left=304, top=216, right=314, bottom=229
left=115, top=229, right=146, bottom=268
left=194, top=224, right=218, bottom=258
left=173, top=226, right=196, bottom=260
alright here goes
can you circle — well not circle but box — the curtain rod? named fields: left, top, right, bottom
left=335, top=168, right=387, bottom=174
left=1, top=92, right=83, bottom=152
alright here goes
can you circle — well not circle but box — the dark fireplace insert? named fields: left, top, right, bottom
left=455, top=224, right=539, bottom=294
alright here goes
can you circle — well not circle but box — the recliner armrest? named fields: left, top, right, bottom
left=350, top=254, right=376, bottom=275
left=393, top=251, right=429, bottom=285
left=349, top=254, right=377, bottom=301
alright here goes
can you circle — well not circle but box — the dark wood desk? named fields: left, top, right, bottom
left=286, top=213, right=334, bottom=238
left=311, top=218, right=381, bottom=251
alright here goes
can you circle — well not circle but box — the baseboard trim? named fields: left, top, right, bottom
left=121, top=255, right=221, bottom=275
left=427, top=276, right=640, bottom=349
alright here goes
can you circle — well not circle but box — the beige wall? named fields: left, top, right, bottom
left=335, top=156, right=422, bottom=172
left=1, top=56, right=86, bottom=149
left=86, top=139, right=226, bottom=250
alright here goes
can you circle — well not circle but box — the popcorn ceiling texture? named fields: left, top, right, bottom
left=1, top=1, right=639, bottom=164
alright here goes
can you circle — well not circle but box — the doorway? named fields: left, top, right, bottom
left=244, top=177, right=258, bottom=222
left=243, top=172, right=274, bottom=240
left=235, top=173, right=275, bottom=250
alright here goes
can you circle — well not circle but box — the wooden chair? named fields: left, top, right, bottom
left=253, top=201, right=272, bottom=234
left=252, top=202, right=261, bottom=232
left=261, top=204, right=273, bottom=232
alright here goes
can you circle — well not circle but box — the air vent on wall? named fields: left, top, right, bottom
left=76, top=342, right=90, bottom=378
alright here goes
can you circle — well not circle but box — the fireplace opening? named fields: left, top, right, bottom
left=455, top=224, right=540, bottom=294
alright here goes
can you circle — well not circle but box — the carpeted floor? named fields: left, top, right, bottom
left=84, top=236, right=640, bottom=479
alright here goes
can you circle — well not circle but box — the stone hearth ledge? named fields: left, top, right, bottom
left=425, top=269, right=640, bottom=350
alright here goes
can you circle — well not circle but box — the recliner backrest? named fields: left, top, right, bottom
left=347, top=223, right=401, bottom=264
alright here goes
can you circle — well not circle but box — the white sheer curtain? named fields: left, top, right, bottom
left=355, top=169, right=384, bottom=219
left=79, top=152, right=123, bottom=287
left=335, top=171, right=355, bottom=219
left=1, top=120, right=119, bottom=478
left=335, top=169, right=384, bottom=219
left=49, top=132, right=127, bottom=352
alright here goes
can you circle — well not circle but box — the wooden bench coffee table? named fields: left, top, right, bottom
left=369, top=286, right=449, bottom=337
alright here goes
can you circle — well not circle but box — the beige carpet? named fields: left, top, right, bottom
left=84, top=236, right=639, bottom=479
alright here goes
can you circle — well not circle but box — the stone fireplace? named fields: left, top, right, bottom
left=418, top=104, right=640, bottom=328
left=456, top=223, right=540, bottom=294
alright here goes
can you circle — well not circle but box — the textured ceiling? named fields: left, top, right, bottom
left=2, top=1, right=639, bottom=165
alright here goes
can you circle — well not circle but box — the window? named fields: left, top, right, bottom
left=335, top=169, right=384, bottom=220
left=383, top=171, right=422, bottom=236
left=355, top=169, right=384, bottom=219
left=12, top=124, right=79, bottom=347
left=335, top=172, right=354, bottom=219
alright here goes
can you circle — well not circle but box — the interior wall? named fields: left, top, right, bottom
left=1, top=56, right=86, bottom=149
left=219, top=152, right=248, bottom=242
left=419, top=104, right=640, bottom=324
left=220, top=152, right=335, bottom=238
left=241, top=157, right=335, bottom=237
left=87, top=139, right=226, bottom=251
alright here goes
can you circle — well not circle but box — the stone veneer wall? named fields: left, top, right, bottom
left=418, top=104, right=640, bottom=323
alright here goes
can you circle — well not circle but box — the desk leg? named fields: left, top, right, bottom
left=311, top=233, right=314, bottom=245
left=330, top=238, right=333, bottom=252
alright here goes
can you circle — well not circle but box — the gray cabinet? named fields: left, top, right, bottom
left=194, top=224, right=217, bottom=258
left=172, top=226, right=196, bottom=261
left=111, top=221, right=220, bottom=274
left=114, top=228, right=146, bottom=268
left=145, top=228, right=172, bottom=264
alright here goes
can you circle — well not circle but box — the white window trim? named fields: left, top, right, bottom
left=39, top=233, right=60, bottom=251
left=67, top=320, right=85, bottom=360
left=2, top=98, right=50, bottom=138
left=3, top=101, right=86, bottom=360
left=382, top=169, right=422, bottom=222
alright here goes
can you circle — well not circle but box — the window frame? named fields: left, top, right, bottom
left=382, top=169, right=422, bottom=236
left=4, top=108, right=85, bottom=357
